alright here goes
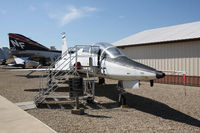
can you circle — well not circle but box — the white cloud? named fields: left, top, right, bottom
left=83, top=6, right=97, bottom=12
left=48, top=5, right=98, bottom=26
left=61, top=6, right=82, bottom=25
left=0, top=9, right=6, bottom=15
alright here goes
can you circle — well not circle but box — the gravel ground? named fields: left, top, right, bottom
left=0, top=66, right=200, bottom=133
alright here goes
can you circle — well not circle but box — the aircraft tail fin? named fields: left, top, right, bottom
left=61, top=32, right=68, bottom=56
left=8, top=33, right=49, bottom=51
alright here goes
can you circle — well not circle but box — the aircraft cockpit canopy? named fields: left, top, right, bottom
left=93, top=42, right=125, bottom=58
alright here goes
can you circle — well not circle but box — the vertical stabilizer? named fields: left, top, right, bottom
left=8, top=33, right=49, bottom=51
left=62, top=32, right=68, bottom=56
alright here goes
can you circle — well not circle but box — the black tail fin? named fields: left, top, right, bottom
left=8, top=33, right=49, bottom=51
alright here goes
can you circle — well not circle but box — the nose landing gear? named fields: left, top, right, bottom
left=117, top=81, right=128, bottom=108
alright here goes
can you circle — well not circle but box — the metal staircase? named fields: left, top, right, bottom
left=34, top=46, right=78, bottom=104
left=34, top=45, right=98, bottom=105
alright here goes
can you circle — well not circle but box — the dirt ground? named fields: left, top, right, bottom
left=0, top=66, right=200, bottom=133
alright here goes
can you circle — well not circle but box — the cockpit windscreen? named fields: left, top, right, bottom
left=94, top=42, right=124, bottom=58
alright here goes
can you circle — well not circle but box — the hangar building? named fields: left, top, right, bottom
left=113, top=21, right=200, bottom=86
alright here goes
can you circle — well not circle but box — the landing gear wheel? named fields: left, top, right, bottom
left=150, top=80, right=154, bottom=87
left=22, top=64, right=25, bottom=69
left=86, top=97, right=94, bottom=104
left=118, top=94, right=127, bottom=107
left=117, top=81, right=128, bottom=108
left=99, top=78, right=105, bottom=85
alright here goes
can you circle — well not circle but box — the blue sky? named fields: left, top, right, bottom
left=0, top=0, right=200, bottom=49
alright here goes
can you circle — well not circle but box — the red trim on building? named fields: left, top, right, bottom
left=155, top=75, right=200, bottom=86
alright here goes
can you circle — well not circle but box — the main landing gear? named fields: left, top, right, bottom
left=98, top=77, right=105, bottom=85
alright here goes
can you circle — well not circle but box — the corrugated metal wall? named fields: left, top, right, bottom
left=120, top=40, right=200, bottom=77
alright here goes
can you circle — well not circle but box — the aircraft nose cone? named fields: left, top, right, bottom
left=156, top=71, right=165, bottom=79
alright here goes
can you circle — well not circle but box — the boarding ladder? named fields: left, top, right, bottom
left=34, top=45, right=98, bottom=105
left=34, top=46, right=79, bottom=104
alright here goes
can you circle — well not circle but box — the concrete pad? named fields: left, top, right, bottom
left=0, top=95, right=56, bottom=133
left=15, top=101, right=36, bottom=110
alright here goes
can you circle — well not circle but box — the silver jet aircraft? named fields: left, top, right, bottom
left=12, top=32, right=165, bottom=88
left=11, top=32, right=166, bottom=106
left=55, top=33, right=165, bottom=89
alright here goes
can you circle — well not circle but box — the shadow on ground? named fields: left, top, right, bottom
left=84, top=113, right=111, bottom=118
left=29, top=82, right=200, bottom=127
left=24, top=86, right=70, bottom=92
left=95, top=84, right=200, bottom=128
left=16, top=74, right=48, bottom=79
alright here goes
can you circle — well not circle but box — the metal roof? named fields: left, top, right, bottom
left=113, top=21, right=200, bottom=47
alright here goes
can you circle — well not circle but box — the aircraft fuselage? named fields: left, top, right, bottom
left=55, top=43, right=165, bottom=81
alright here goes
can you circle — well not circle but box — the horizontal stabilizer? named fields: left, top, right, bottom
left=13, top=56, right=29, bottom=64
